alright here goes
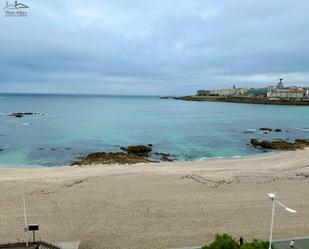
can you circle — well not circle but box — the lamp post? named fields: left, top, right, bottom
left=268, top=192, right=297, bottom=249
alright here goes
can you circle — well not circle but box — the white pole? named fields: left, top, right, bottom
left=268, top=192, right=276, bottom=249
left=23, top=194, right=28, bottom=247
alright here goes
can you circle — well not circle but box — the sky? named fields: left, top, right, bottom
left=0, top=0, right=309, bottom=95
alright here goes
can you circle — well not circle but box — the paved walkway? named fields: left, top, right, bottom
left=273, top=237, right=309, bottom=249
left=169, top=236, right=309, bottom=249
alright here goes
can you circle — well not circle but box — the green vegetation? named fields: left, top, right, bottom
left=202, top=234, right=274, bottom=249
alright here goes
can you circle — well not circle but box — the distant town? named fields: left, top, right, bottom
left=196, top=79, right=309, bottom=99
left=175, top=79, right=309, bottom=105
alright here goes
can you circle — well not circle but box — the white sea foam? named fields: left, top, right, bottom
left=198, top=156, right=223, bottom=160
left=246, top=128, right=257, bottom=132
left=295, top=127, right=309, bottom=132
left=23, top=123, right=31, bottom=126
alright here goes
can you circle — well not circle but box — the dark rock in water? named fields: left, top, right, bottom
left=71, top=152, right=151, bottom=166
left=153, top=152, right=174, bottom=162
left=121, top=145, right=152, bottom=155
left=72, top=144, right=174, bottom=165
left=295, top=139, right=309, bottom=145
left=51, top=148, right=56, bottom=151
left=0, top=149, right=3, bottom=152
left=38, top=148, right=44, bottom=150
left=13, top=113, right=24, bottom=118
left=250, top=138, right=309, bottom=151
left=160, top=96, right=178, bottom=99
left=9, top=112, right=46, bottom=118
left=258, top=127, right=282, bottom=133
left=160, top=155, right=174, bottom=162
left=259, top=127, right=273, bottom=132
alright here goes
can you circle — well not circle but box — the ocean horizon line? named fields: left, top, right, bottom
left=0, top=92, right=183, bottom=98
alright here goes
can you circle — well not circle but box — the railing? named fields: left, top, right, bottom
left=0, top=241, right=60, bottom=249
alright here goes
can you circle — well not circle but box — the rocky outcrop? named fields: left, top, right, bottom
left=244, top=128, right=282, bottom=134
left=160, top=96, right=179, bottom=99
left=9, top=112, right=46, bottom=118
left=250, top=139, right=309, bottom=151
left=71, top=152, right=151, bottom=165
left=121, top=145, right=152, bottom=155
left=259, top=128, right=273, bottom=132
left=153, top=152, right=174, bottom=162
left=71, top=144, right=174, bottom=165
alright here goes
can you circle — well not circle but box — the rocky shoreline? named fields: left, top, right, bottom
left=250, top=139, right=309, bottom=151
left=177, top=95, right=309, bottom=106
left=71, top=145, right=174, bottom=165
left=246, top=126, right=309, bottom=151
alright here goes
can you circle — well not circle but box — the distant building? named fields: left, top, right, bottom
left=196, top=90, right=211, bottom=96
left=245, top=88, right=268, bottom=97
left=209, top=88, right=235, bottom=96
left=276, top=78, right=285, bottom=89
left=267, top=79, right=305, bottom=99
left=196, top=85, right=247, bottom=97
left=267, top=88, right=304, bottom=99
left=304, top=89, right=309, bottom=99
left=235, top=87, right=248, bottom=96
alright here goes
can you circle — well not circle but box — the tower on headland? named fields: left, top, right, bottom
left=276, top=78, right=284, bottom=89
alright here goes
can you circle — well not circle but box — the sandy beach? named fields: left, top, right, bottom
left=0, top=150, right=309, bottom=249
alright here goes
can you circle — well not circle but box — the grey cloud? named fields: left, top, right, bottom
left=0, top=0, right=309, bottom=94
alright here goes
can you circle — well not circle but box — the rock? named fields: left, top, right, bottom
left=295, top=139, right=309, bottom=146
left=9, top=112, right=46, bottom=118
left=71, top=144, right=173, bottom=165
left=71, top=152, right=151, bottom=166
left=121, top=145, right=152, bottom=155
left=0, top=149, right=3, bottom=152
left=274, top=129, right=282, bottom=132
left=153, top=152, right=174, bottom=162
left=38, top=148, right=44, bottom=150
left=160, top=96, right=178, bottom=99
left=259, top=127, right=273, bottom=132
left=161, top=155, right=174, bottom=162
left=250, top=139, right=309, bottom=151
left=13, top=113, right=24, bottom=118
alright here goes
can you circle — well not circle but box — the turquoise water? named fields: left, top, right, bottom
left=0, top=93, right=309, bottom=167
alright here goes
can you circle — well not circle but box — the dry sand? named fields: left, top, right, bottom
left=0, top=150, right=309, bottom=249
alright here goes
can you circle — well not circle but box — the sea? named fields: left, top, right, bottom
left=0, top=93, right=309, bottom=167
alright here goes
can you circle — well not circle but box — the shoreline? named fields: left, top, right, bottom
left=0, top=149, right=309, bottom=248
left=0, top=151, right=269, bottom=169
left=178, top=95, right=309, bottom=105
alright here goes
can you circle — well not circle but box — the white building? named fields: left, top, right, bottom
left=267, top=89, right=304, bottom=99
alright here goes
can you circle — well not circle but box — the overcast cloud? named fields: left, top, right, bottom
left=0, top=0, right=309, bottom=95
